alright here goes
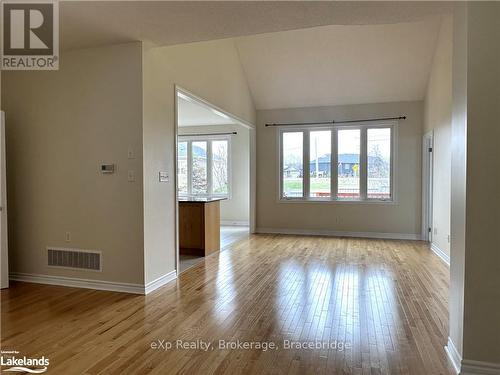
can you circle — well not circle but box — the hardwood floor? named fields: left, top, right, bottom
left=1, top=234, right=453, bottom=375
left=179, top=226, right=250, bottom=273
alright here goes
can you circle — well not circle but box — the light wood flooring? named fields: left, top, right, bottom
left=179, top=226, right=249, bottom=273
left=1, top=234, right=453, bottom=375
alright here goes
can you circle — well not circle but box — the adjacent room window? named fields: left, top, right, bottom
left=279, top=123, right=395, bottom=202
left=178, top=137, right=230, bottom=197
left=178, top=141, right=189, bottom=195
left=211, top=140, right=229, bottom=195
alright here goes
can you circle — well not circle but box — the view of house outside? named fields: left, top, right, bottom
left=282, top=128, right=391, bottom=199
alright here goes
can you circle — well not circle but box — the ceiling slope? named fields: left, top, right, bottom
left=235, top=17, right=442, bottom=109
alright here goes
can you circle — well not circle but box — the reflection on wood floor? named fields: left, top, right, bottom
left=179, top=225, right=249, bottom=273
left=1, top=234, right=453, bottom=375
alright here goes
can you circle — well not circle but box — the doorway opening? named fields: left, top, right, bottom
left=174, top=87, right=253, bottom=274
left=422, top=131, right=434, bottom=242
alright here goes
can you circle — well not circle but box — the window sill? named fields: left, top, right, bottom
left=278, top=198, right=396, bottom=205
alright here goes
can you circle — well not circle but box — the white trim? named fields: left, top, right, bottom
left=446, top=337, right=462, bottom=375
left=144, top=270, right=177, bottom=295
left=445, top=337, right=500, bottom=375
left=176, top=87, right=253, bottom=130
left=9, top=272, right=145, bottom=294
left=430, top=242, right=450, bottom=265
left=278, top=121, right=398, bottom=204
left=461, top=360, right=500, bottom=375
left=249, top=128, right=256, bottom=234
left=256, top=227, right=421, bottom=241
left=277, top=198, right=398, bottom=205
left=220, top=220, right=249, bottom=226
left=422, top=131, right=434, bottom=241
left=9, top=271, right=178, bottom=295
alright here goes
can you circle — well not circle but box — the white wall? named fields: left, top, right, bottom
left=1, top=43, right=145, bottom=285
left=179, top=124, right=250, bottom=224
left=256, top=101, right=423, bottom=238
left=142, top=39, right=255, bottom=284
left=462, top=2, right=500, bottom=364
left=449, top=2, right=500, bottom=368
left=424, top=15, right=453, bottom=257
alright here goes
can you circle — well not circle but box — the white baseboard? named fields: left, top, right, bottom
left=144, top=270, right=177, bottom=295
left=446, top=337, right=462, bottom=374
left=461, top=360, right=500, bottom=375
left=10, top=270, right=178, bottom=295
left=220, top=220, right=249, bottom=226
left=10, top=272, right=145, bottom=294
left=255, top=227, right=421, bottom=241
left=431, top=242, right=450, bottom=265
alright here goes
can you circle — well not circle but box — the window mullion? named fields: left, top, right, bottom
left=332, top=128, right=338, bottom=200
left=303, top=131, right=310, bottom=199
left=187, top=141, right=193, bottom=195
left=360, top=127, right=368, bottom=200
left=279, top=131, right=283, bottom=199
left=207, top=141, right=213, bottom=196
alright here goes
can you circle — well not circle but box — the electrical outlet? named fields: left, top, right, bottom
left=65, top=232, right=71, bottom=242
left=128, top=170, right=135, bottom=182
left=127, top=148, right=135, bottom=159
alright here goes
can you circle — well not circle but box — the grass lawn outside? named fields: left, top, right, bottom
left=283, top=177, right=389, bottom=196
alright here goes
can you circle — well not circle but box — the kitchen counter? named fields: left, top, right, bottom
left=178, top=196, right=227, bottom=203
left=178, top=197, right=225, bottom=256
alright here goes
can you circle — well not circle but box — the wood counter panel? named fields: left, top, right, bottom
left=179, top=200, right=220, bottom=256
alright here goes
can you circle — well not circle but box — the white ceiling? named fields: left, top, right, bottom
left=235, top=17, right=442, bottom=109
left=178, top=96, right=235, bottom=127
left=59, top=2, right=449, bottom=110
left=60, top=2, right=451, bottom=50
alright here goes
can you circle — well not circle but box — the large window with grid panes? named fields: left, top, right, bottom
left=279, top=122, right=396, bottom=202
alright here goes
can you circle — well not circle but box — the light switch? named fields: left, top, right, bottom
left=127, top=148, right=135, bottom=159
left=101, top=164, right=115, bottom=174
left=128, top=170, right=135, bottom=182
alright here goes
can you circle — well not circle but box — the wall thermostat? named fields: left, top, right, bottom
left=159, top=171, right=169, bottom=182
left=101, top=164, right=115, bottom=174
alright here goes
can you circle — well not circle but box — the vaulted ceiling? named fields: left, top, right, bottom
left=60, top=1, right=449, bottom=110
left=60, top=1, right=451, bottom=50
left=234, top=17, right=442, bottom=109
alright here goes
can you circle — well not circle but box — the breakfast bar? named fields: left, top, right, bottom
left=178, top=196, right=226, bottom=256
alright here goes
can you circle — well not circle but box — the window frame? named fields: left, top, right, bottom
left=278, top=121, right=397, bottom=204
left=178, top=134, right=231, bottom=199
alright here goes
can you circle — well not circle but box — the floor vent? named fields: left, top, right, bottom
left=47, top=248, right=101, bottom=271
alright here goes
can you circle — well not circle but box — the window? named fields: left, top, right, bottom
left=309, top=130, right=331, bottom=198
left=178, top=141, right=188, bottom=195
left=367, top=128, right=391, bottom=199
left=178, top=137, right=230, bottom=197
left=282, top=132, right=303, bottom=198
left=337, top=129, right=360, bottom=199
left=212, top=140, right=229, bottom=195
left=279, top=123, right=395, bottom=202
